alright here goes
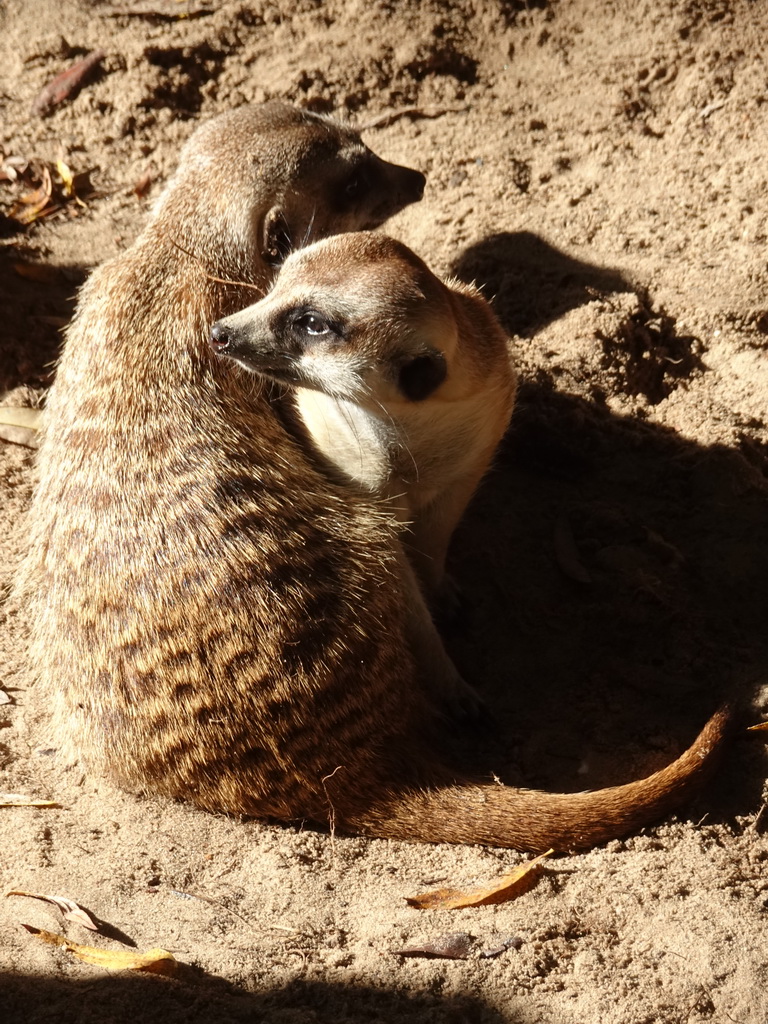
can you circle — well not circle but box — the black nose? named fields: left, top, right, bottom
left=210, top=321, right=232, bottom=352
left=405, top=167, right=426, bottom=201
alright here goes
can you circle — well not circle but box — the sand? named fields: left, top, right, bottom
left=1, top=1, right=767, bottom=1021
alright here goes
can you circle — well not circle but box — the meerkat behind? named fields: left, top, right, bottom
left=21, top=104, right=729, bottom=855
left=210, top=232, right=516, bottom=604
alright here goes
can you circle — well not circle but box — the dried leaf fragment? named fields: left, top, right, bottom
left=0, top=794, right=59, bottom=808
left=22, top=924, right=176, bottom=974
left=7, top=891, right=98, bottom=930
left=480, top=935, right=523, bottom=959
left=131, top=170, right=153, bottom=199
left=55, top=150, right=87, bottom=208
left=5, top=155, right=97, bottom=228
left=16, top=167, right=53, bottom=205
left=0, top=155, right=29, bottom=183
left=748, top=721, right=768, bottom=732
left=102, top=1, right=214, bottom=18
left=56, top=157, right=75, bottom=198
left=393, top=931, right=473, bottom=959
left=12, top=261, right=61, bottom=283
left=0, top=407, right=43, bottom=448
left=405, top=850, right=553, bottom=910
left=32, top=49, right=106, bottom=116
left=0, top=690, right=11, bottom=705
left=9, top=166, right=54, bottom=225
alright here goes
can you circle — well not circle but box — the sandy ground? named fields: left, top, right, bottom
left=1, top=1, right=768, bottom=1021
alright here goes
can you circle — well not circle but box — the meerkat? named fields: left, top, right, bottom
left=209, top=232, right=517, bottom=610
left=21, top=102, right=729, bottom=853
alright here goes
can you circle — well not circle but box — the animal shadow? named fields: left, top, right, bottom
left=0, top=971, right=512, bottom=1024
left=450, top=230, right=631, bottom=336
left=0, top=251, right=87, bottom=395
left=445, top=232, right=768, bottom=822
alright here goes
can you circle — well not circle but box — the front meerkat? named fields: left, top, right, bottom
left=210, top=232, right=517, bottom=605
left=21, top=103, right=729, bottom=853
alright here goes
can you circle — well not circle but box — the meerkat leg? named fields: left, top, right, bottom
left=395, top=544, right=484, bottom=721
left=406, top=465, right=493, bottom=614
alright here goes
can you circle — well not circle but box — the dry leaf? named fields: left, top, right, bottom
left=56, top=156, right=75, bottom=197
left=0, top=407, right=43, bottom=430
left=16, top=167, right=52, bottom=205
left=32, top=50, right=106, bottom=116
left=0, top=794, right=59, bottom=808
left=22, top=924, right=177, bottom=975
left=6, top=158, right=94, bottom=227
left=748, top=722, right=768, bottom=732
left=0, top=407, right=42, bottom=449
left=9, top=166, right=55, bottom=225
left=131, top=170, right=153, bottom=198
left=0, top=155, right=29, bottom=183
left=0, top=690, right=11, bottom=705
left=479, top=935, right=523, bottom=959
left=405, top=850, right=553, bottom=910
left=102, top=1, right=213, bottom=18
left=7, top=891, right=98, bottom=930
left=12, top=261, right=61, bottom=283
left=56, top=152, right=88, bottom=208
left=393, top=931, right=473, bottom=959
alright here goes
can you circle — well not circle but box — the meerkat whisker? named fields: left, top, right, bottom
left=169, top=238, right=264, bottom=292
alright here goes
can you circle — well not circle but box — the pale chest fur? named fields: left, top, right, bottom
left=294, top=384, right=507, bottom=521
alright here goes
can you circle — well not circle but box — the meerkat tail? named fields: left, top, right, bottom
left=344, top=706, right=731, bottom=851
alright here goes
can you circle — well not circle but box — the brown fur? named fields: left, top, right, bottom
left=21, top=103, right=729, bottom=852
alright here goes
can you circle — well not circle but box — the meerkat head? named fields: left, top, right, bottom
left=161, top=103, right=425, bottom=280
left=210, top=233, right=458, bottom=407
left=257, top=109, right=426, bottom=269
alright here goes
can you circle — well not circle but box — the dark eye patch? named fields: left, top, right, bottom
left=330, top=161, right=375, bottom=210
left=397, top=353, right=447, bottom=402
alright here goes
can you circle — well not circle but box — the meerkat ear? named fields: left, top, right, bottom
left=397, top=350, right=447, bottom=402
left=261, top=207, right=292, bottom=267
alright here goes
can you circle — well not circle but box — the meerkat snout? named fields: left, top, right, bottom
left=210, top=316, right=304, bottom=385
left=351, top=160, right=425, bottom=224
left=390, top=165, right=426, bottom=204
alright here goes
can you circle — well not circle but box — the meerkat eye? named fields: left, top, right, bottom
left=345, top=171, right=368, bottom=199
left=294, top=312, right=331, bottom=336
